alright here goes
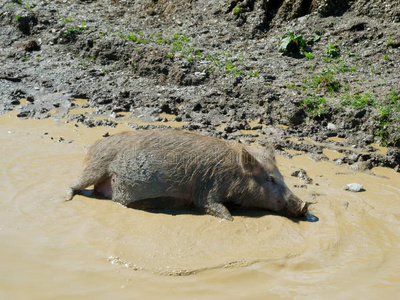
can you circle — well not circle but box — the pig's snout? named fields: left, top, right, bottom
left=299, top=201, right=308, bottom=215
left=284, top=194, right=308, bottom=217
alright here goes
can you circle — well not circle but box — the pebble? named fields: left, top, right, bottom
left=327, top=123, right=336, bottom=130
left=343, top=183, right=364, bottom=192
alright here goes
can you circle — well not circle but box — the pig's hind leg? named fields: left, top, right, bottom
left=110, top=174, right=135, bottom=206
left=66, top=162, right=109, bottom=201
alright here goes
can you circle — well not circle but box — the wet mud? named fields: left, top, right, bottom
left=1, top=108, right=400, bottom=299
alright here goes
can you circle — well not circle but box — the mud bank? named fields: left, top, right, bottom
left=1, top=109, right=400, bottom=299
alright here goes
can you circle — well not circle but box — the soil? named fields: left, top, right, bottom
left=1, top=0, right=400, bottom=171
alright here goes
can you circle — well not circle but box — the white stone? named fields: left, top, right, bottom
left=343, top=183, right=364, bottom=192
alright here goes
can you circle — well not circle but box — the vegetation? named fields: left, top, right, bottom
left=374, top=90, right=400, bottom=146
left=278, top=31, right=306, bottom=55
left=304, top=51, right=314, bottom=59
left=340, top=93, right=375, bottom=108
left=300, top=96, right=327, bottom=116
left=325, top=44, right=340, bottom=58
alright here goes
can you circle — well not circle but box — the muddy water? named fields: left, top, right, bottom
left=1, top=111, right=400, bottom=299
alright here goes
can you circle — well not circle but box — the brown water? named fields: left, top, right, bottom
left=1, top=110, right=400, bottom=299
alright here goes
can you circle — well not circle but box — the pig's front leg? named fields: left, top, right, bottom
left=205, top=202, right=233, bottom=221
left=197, top=191, right=233, bottom=221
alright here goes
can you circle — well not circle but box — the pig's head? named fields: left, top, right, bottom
left=238, top=147, right=308, bottom=218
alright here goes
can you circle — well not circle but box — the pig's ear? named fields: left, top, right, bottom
left=241, top=148, right=261, bottom=174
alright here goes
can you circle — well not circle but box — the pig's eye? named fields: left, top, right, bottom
left=266, top=176, right=276, bottom=184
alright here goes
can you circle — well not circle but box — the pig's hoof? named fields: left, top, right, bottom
left=222, top=214, right=234, bottom=221
left=206, top=203, right=233, bottom=221
left=66, top=188, right=74, bottom=201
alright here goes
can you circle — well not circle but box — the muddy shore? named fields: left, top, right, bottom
left=1, top=0, right=400, bottom=171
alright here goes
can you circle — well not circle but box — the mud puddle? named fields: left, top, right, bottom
left=1, top=109, right=400, bottom=299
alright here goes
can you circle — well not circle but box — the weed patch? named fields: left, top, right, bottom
left=300, top=96, right=328, bottom=116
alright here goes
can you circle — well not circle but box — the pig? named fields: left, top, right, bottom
left=66, top=129, right=308, bottom=220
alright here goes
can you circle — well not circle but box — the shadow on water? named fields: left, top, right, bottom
left=77, top=190, right=319, bottom=222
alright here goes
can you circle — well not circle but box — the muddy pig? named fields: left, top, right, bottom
left=66, top=129, right=308, bottom=220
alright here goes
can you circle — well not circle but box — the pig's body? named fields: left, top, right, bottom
left=67, top=130, right=307, bottom=220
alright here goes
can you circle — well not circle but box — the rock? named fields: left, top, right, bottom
left=327, top=123, right=337, bottom=130
left=343, top=183, right=364, bottom=192
left=14, top=39, right=41, bottom=51
left=291, top=168, right=313, bottom=184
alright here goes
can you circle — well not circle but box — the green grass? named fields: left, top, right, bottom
left=303, top=51, right=314, bottom=59
left=340, top=92, right=375, bottom=108
left=387, top=35, right=392, bottom=46
left=334, top=61, right=357, bottom=72
left=65, top=21, right=87, bottom=35
left=300, top=96, right=327, bottom=116
left=304, top=69, right=340, bottom=94
left=375, top=91, right=400, bottom=146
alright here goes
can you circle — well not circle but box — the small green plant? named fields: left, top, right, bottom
left=374, top=90, right=400, bottom=146
left=24, top=2, right=35, bottom=11
left=383, top=54, right=390, bottom=60
left=303, top=51, right=314, bottom=59
left=168, top=33, right=192, bottom=57
left=305, top=69, right=340, bottom=94
left=325, top=44, right=340, bottom=58
left=248, top=70, right=259, bottom=77
left=65, top=22, right=87, bottom=35
left=300, top=96, right=327, bottom=116
left=233, top=7, right=240, bottom=15
left=278, top=31, right=306, bottom=55
left=387, top=35, right=392, bottom=46
left=66, top=26, right=82, bottom=35
left=387, top=90, right=399, bottom=104
left=15, top=15, right=22, bottom=20
left=311, top=30, right=321, bottom=42
left=335, top=61, right=357, bottom=72
left=126, top=33, right=137, bottom=42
